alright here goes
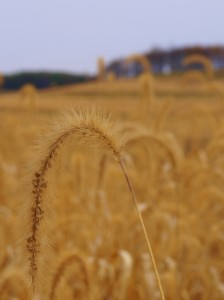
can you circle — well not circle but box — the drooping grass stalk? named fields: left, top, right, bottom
left=182, top=54, right=214, bottom=79
left=21, top=106, right=165, bottom=299
left=126, top=129, right=184, bottom=172
left=49, top=251, right=89, bottom=300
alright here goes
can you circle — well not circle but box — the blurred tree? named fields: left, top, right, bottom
left=3, top=72, right=90, bottom=91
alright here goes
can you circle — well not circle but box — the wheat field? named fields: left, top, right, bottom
left=0, top=73, right=224, bottom=299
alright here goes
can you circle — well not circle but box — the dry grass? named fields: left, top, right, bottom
left=0, top=74, right=224, bottom=299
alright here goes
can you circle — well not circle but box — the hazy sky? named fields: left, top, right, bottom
left=0, top=0, right=223, bottom=74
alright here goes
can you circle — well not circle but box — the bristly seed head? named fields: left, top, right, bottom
left=26, top=106, right=125, bottom=290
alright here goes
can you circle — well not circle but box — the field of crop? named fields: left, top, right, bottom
left=0, top=73, right=224, bottom=299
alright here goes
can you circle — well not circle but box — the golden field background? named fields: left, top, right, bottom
left=0, top=74, right=224, bottom=299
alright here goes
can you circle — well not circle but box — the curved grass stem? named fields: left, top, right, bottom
left=118, top=158, right=165, bottom=300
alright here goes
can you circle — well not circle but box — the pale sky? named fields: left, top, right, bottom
left=0, top=0, right=223, bottom=74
